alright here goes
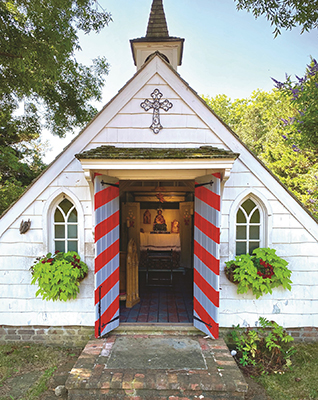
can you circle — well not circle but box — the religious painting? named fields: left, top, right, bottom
left=153, top=209, right=167, bottom=231
left=143, top=209, right=151, bottom=224
left=171, top=219, right=180, bottom=234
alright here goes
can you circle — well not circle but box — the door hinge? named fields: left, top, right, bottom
left=195, top=180, right=213, bottom=188
left=101, top=180, right=119, bottom=188
left=101, top=316, right=120, bottom=329
left=193, top=315, right=214, bottom=329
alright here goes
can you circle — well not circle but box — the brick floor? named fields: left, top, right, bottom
left=65, top=327, right=248, bottom=399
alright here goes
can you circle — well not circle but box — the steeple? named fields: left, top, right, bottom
left=130, top=0, right=184, bottom=71
left=146, top=0, right=169, bottom=38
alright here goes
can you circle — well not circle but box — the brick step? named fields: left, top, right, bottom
left=68, top=388, right=246, bottom=399
left=65, top=328, right=248, bottom=400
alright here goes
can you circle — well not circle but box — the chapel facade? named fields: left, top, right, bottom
left=0, top=0, right=317, bottom=340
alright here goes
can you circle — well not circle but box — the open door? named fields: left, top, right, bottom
left=94, top=175, right=120, bottom=338
left=194, top=173, right=220, bottom=338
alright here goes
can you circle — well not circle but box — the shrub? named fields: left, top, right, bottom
left=231, top=317, right=296, bottom=375
left=30, top=251, right=88, bottom=301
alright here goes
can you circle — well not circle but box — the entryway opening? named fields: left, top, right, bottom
left=119, top=179, right=195, bottom=323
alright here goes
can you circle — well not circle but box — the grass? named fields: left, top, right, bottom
left=0, top=343, right=81, bottom=400
left=253, top=342, right=318, bottom=400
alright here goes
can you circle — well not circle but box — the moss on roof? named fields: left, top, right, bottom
left=75, top=146, right=239, bottom=160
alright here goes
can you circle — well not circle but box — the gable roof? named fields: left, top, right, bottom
left=0, top=52, right=317, bottom=241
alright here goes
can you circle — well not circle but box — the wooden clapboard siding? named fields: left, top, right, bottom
left=87, top=74, right=225, bottom=149
left=219, top=156, right=318, bottom=328
left=0, top=53, right=317, bottom=330
left=0, top=161, right=96, bottom=326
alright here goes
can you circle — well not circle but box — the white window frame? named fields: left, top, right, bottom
left=54, top=199, right=78, bottom=253
left=235, top=198, right=262, bottom=255
left=228, top=189, right=272, bottom=259
left=43, top=188, right=85, bottom=257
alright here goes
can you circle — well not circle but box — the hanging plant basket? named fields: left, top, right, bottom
left=30, top=251, right=88, bottom=301
left=224, top=264, right=239, bottom=284
left=224, top=248, right=292, bottom=298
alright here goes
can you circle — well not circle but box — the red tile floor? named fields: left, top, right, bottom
left=120, top=270, right=193, bottom=323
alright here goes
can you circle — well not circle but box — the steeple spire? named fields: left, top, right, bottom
left=146, top=0, right=169, bottom=38
left=130, top=0, right=184, bottom=71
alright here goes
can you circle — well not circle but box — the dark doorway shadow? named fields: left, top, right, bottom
left=120, top=269, right=193, bottom=323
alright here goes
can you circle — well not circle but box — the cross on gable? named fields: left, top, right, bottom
left=140, top=88, right=173, bottom=134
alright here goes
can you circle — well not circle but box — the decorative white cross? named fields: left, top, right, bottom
left=140, top=88, right=173, bottom=134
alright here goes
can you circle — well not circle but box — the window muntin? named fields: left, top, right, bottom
left=236, top=199, right=261, bottom=255
left=54, top=199, right=78, bottom=253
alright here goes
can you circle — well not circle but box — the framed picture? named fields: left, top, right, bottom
left=143, top=209, right=151, bottom=224
left=171, top=219, right=179, bottom=233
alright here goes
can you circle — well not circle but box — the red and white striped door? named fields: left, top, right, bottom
left=194, top=174, right=221, bottom=338
left=94, top=175, right=120, bottom=338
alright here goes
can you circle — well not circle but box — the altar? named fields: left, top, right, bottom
left=139, top=232, right=182, bottom=285
left=140, top=232, right=181, bottom=252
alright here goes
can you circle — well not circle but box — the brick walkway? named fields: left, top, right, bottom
left=65, top=326, right=248, bottom=399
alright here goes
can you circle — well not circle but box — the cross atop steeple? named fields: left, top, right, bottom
left=130, top=0, right=184, bottom=71
left=146, top=0, right=169, bottom=38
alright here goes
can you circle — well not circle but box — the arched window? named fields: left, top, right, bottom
left=236, top=198, right=261, bottom=255
left=54, top=199, right=78, bottom=253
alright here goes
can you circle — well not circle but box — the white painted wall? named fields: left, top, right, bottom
left=219, top=160, right=318, bottom=328
left=87, top=73, right=227, bottom=150
left=0, top=55, right=317, bottom=330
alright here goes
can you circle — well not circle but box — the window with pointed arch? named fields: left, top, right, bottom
left=235, top=198, right=262, bottom=255
left=54, top=198, right=78, bottom=253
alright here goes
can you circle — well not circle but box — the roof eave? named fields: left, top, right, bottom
left=130, top=37, right=185, bottom=67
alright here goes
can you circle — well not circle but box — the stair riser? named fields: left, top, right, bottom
left=68, top=388, right=245, bottom=400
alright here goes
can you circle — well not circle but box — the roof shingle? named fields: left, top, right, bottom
left=146, top=0, right=169, bottom=38
left=75, top=146, right=239, bottom=160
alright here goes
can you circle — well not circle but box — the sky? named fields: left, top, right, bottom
left=43, top=0, right=318, bottom=163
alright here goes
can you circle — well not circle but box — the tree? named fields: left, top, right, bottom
left=234, top=0, right=318, bottom=36
left=203, top=90, right=293, bottom=154
left=272, top=58, right=318, bottom=149
left=0, top=0, right=111, bottom=214
left=203, top=90, right=318, bottom=219
left=1, top=0, right=111, bottom=137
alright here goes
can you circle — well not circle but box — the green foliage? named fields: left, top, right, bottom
left=225, top=248, right=292, bottom=298
left=30, top=251, right=88, bottom=301
left=203, top=90, right=318, bottom=219
left=0, top=0, right=111, bottom=137
left=0, top=0, right=111, bottom=214
left=272, top=58, right=318, bottom=149
left=203, top=90, right=294, bottom=155
left=231, top=317, right=295, bottom=375
left=262, top=142, right=318, bottom=217
left=234, top=0, right=318, bottom=36
left=0, top=140, right=46, bottom=215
